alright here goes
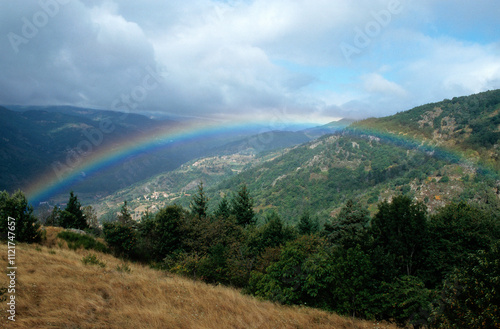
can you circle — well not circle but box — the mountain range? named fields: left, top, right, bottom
left=89, top=90, right=500, bottom=223
left=2, top=89, right=500, bottom=224
left=0, top=105, right=348, bottom=206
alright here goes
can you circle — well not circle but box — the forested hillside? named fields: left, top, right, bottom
left=202, top=89, right=500, bottom=223
left=0, top=106, right=176, bottom=194
left=353, top=89, right=500, bottom=169
left=211, top=133, right=466, bottom=221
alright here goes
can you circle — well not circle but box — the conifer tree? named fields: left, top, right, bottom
left=60, top=191, right=88, bottom=230
left=0, top=190, right=41, bottom=243
left=231, top=184, right=255, bottom=226
left=190, top=181, right=208, bottom=219
left=298, top=211, right=319, bottom=235
left=45, top=206, right=61, bottom=227
left=214, top=194, right=231, bottom=219
left=117, top=201, right=133, bottom=225
left=324, top=199, right=369, bottom=248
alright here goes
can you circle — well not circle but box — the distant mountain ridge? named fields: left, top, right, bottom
left=0, top=105, right=177, bottom=195
left=301, top=118, right=356, bottom=138
left=0, top=105, right=340, bottom=204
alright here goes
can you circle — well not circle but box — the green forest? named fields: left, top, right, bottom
left=2, top=185, right=499, bottom=328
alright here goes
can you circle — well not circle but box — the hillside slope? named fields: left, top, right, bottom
left=0, top=228, right=396, bottom=329
left=0, top=106, right=179, bottom=196
left=210, top=134, right=470, bottom=220
left=192, top=90, right=500, bottom=222
left=353, top=89, right=500, bottom=169
left=93, top=150, right=282, bottom=219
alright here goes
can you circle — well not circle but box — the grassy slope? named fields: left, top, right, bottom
left=0, top=228, right=396, bottom=329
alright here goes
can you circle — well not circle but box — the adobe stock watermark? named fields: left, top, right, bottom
left=110, top=66, right=165, bottom=114
left=51, top=66, right=164, bottom=182
left=7, top=0, right=71, bottom=54
left=340, top=0, right=403, bottom=62
left=5, top=217, right=17, bottom=322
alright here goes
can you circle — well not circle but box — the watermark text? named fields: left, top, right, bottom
left=7, top=0, right=71, bottom=53
left=6, top=216, right=17, bottom=322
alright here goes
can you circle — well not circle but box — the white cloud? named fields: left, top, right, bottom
left=362, top=73, right=407, bottom=96
left=396, top=36, right=500, bottom=106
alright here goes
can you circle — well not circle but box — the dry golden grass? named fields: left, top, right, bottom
left=0, top=227, right=397, bottom=329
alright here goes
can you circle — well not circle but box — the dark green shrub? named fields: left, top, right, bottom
left=103, top=222, right=137, bottom=258
left=439, top=176, right=450, bottom=183
left=57, top=231, right=108, bottom=253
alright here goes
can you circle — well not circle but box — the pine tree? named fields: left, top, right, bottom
left=214, top=194, right=231, bottom=219
left=0, top=190, right=41, bottom=243
left=324, top=199, right=369, bottom=248
left=45, top=206, right=61, bottom=227
left=117, top=201, right=133, bottom=225
left=231, top=184, right=255, bottom=226
left=260, top=211, right=285, bottom=249
left=298, top=211, right=319, bottom=235
left=60, top=191, right=88, bottom=230
left=190, top=181, right=208, bottom=219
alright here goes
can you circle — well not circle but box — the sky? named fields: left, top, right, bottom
left=1, top=0, right=499, bottom=124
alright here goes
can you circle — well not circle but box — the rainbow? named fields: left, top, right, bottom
left=345, top=125, right=500, bottom=178
left=25, top=119, right=286, bottom=205
left=346, top=126, right=463, bottom=163
left=25, top=119, right=497, bottom=206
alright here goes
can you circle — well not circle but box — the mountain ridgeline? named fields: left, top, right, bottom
left=176, top=89, right=500, bottom=223
left=92, top=89, right=500, bottom=224
left=353, top=89, right=500, bottom=168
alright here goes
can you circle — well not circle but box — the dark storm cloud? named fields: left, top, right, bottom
left=1, top=0, right=499, bottom=123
